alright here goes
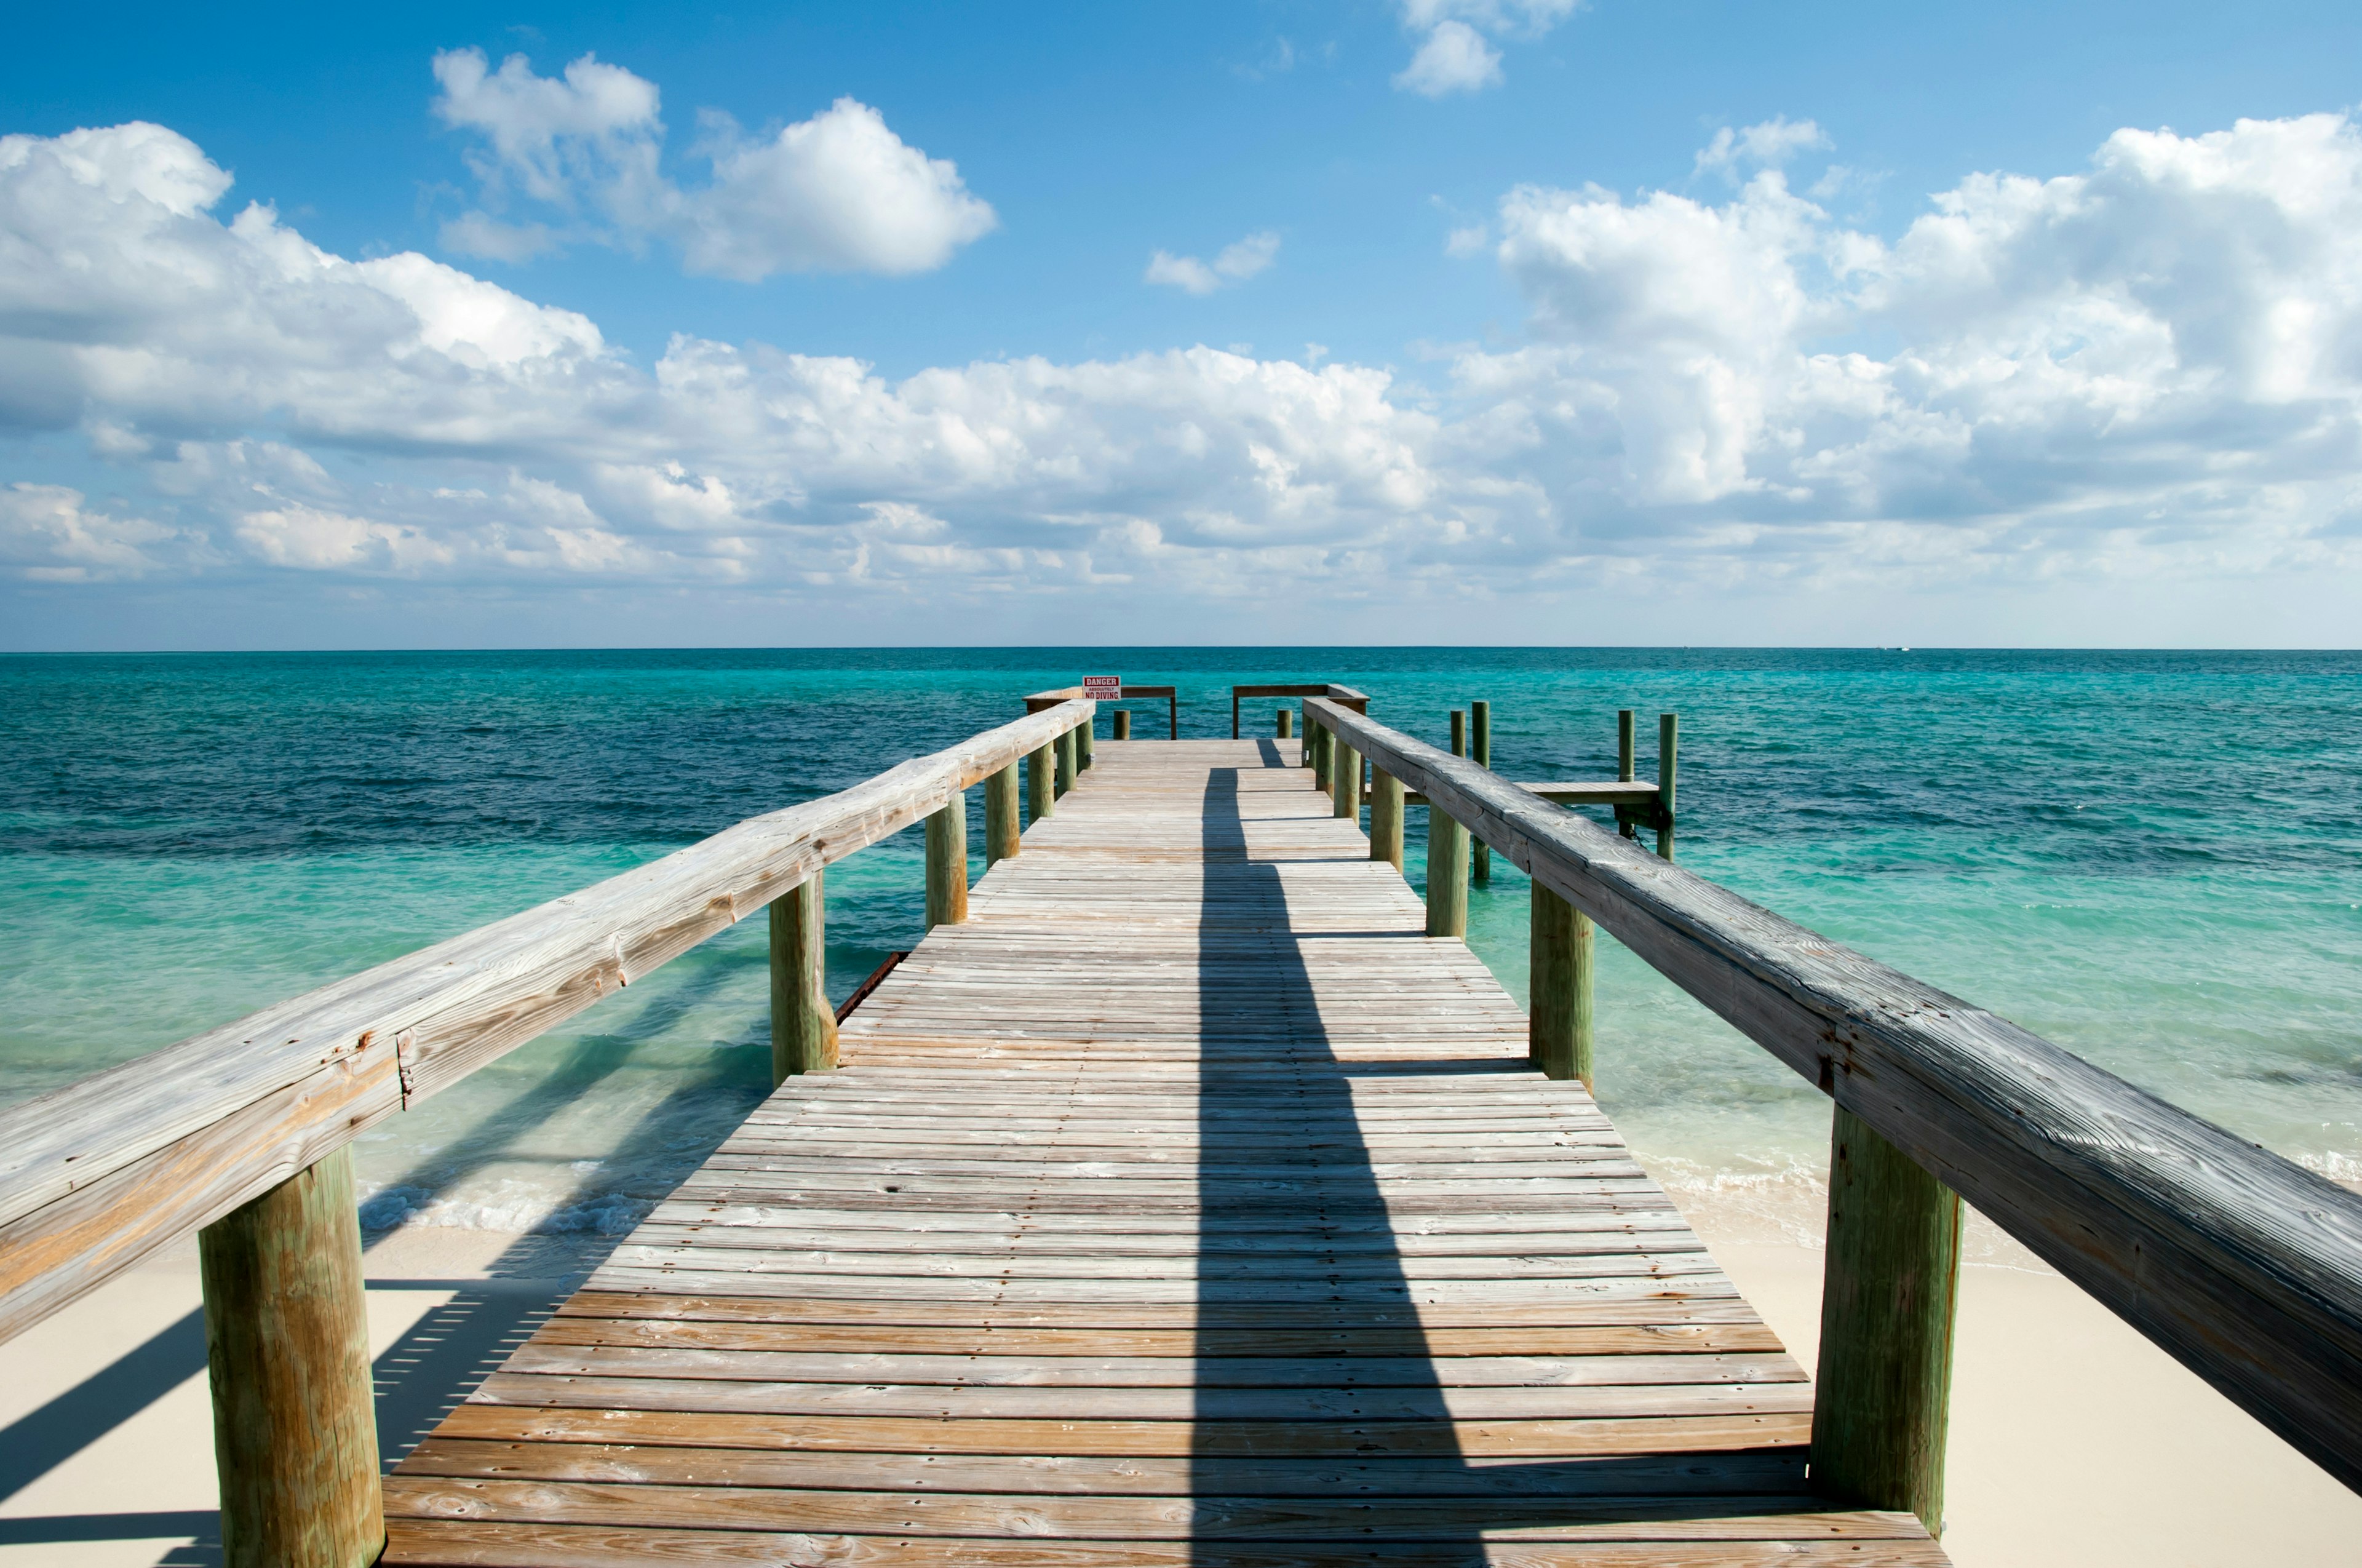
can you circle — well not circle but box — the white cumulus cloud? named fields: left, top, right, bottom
left=6, top=110, right=2362, bottom=635
left=0, top=484, right=191, bottom=581
left=429, top=49, right=995, bottom=280
left=1394, top=22, right=1502, bottom=97
left=1394, top=1, right=1581, bottom=97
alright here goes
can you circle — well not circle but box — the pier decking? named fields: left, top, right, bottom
left=380, top=740, right=1942, bottom=1564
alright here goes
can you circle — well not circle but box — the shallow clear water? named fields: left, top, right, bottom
left=4, top=648, right=2356, bottom=1242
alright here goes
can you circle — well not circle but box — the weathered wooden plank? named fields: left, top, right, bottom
left=395, top=1438, right=1808, bottom=1497
left=549, top=1290, right=1779, bottom=1331
left=429, top=1401, right=1812, bottom=1458
left=1309, top=696, right=2362, bottom=1492
left=373, top=733, right=1946, bottom=1565
left=527, top=1316, right=1784, bottom=1357
left=0, top=698, right=1096, bottom=1345
left=378, top=1476, right=1916, bottom=1541
left=466, top=1369, right=1812, bottom=1422
left=498, top=1343, right=1803, bottom=1390
left=383, top=1518, right=1942, bottom=1568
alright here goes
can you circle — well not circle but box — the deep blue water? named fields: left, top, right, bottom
left=4, top=648, right=2356, bottom=1237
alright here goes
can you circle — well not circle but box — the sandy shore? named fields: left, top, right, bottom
left=0, top=1226, right=590, bottom=1568
left=1684, top=1200, right=2362, bottom=1566
left=2, top=1213, right=2356, bottom=1566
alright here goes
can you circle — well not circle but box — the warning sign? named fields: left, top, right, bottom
left=1082, top=675, right=1122, bottom=699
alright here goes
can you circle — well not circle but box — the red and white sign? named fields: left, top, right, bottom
left=1082, top=675, right=1122, bottom=699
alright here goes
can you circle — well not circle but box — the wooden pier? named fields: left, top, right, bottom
left=382, top=737, right=1931, bottom=1564
left=2, top=682, right=2358, bottom=1566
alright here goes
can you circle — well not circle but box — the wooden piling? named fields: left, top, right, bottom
left=1300, top=706, right=1314, bottom=766
left=198, top=1145, right=382, bottom=1568
left=1529, top=883, right=1594, bottom=1088
left=984, top=762, right=1019, bottom=867
left=1471, top=699, right=1492, bottom=882
left=1369, top=766, right=1404, bottom=870
left=1811, top=1105, right=1963, bottom=1535
left=1617, top=709, right=1637, bottom=840
left=1027, top=742, right=1054, bottom=825
left=1332, top=734, right=1362, bottom=824
left=1311, top=722, right=1331, bottom=791
left=1077, top=716, right=1095, bottom=773
left=1275, top=708, right=1292, bottom=739
left=1055, top=727, right=1076, bottom=797
left=769, top=874, right=836, bottom=1081
left=1114, top=710, right=1131, bottom=741
left=1425, top=808, right=1468, bottom=939
left=1657, top=712, right=1679, bottom=862
left=925, top=796, right=968, bottom=928
left=1426, top=710, right=1469, bottom=939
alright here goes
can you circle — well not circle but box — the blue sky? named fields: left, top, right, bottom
left=6, top=1, right=2362, bottom=647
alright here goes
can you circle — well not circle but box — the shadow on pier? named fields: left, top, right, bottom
left=1187, top=757, right=1809, bottom=1561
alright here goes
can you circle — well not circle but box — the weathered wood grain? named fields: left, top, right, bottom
left=1402, top=782, right=1661, bottom=808
left=1471, top=699, right=1492, bottom=883
left=1530, top=882, right=1593, bottom=1088
left=983, top=762, right=1019, bottom=867
left=1811, top=1106, right=1962, bottom=1532
left=382, top=1518, right=1944, bottom=1567
left=200, top=1145, right=382, bottom=1568
left=922, top=800, right=967, bottom=929
left=381, top=734, right=1936, bottom=1566
left=770, top=875, right=835, bottom=1081
left=1308, top=696, right=2362, bottom=1493
left=0, top=699, right=1092, bottom=1344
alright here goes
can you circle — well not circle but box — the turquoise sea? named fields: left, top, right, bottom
left=3, top=649, right=2357, bottom=1245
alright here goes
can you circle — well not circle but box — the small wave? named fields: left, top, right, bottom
left=1639, top=1152, right=1831, bottom=1246
left=2297, top=1150, right=2362, bottom=1195
left=358, top=1179, right=651, bottom=1236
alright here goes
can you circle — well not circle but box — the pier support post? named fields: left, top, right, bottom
left=1369, top=767, right=1404, bottom=870
left=1332, top=737, right=1362, bottom=824
left=1426, top=709, right=1470, bottom=938
left=1078, top=715, right=1095, bottom=773
left=1529, top=883, right=1593, bottom=1088
left=1274, top=708, right=1292, bottom=739
left=1616, top=710, right=1637, bottom=840
left=1027, top=741, right=1054, bottom=826
left=1055, top=728, right=1076, bottom=797
left=985, top=762, right=1019, bottom=868
left=769, top=874, right=836, bottom=1080
left=1426, top=811, right=1469, bottom=938
left=926, top=795, right=968, bottom=929
left=1810, top=1105, right=1962, bottom=1535
left=1114, top=709, right=1131, bottom=741
left=1656, top=712, right=1678, bottom=862
left=1300, top=707, right=1314, bottom=767
left=1471, top=699, right=1492, bottom=882
left=197, top=1145, right=383, bottom=1568
left=1311, top=722, right=1331, bottom=791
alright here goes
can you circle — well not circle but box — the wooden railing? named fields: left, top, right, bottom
left=1030, top=682, right=1178, bottom=739
left=1302, top=694, right=2362, bottom=1526
left=0, top=695, right=1099, bottom=1563
left=1230, top=681, right=1368, bottom=740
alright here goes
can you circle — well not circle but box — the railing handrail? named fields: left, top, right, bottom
left=0, top=698, right=1096, bottom=1344
left=1306, top=696, right=2362, bottom=1493
left=1026, top=685, right=1177, bottom=738
left=1230, top=682, right=1368, bottom=738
